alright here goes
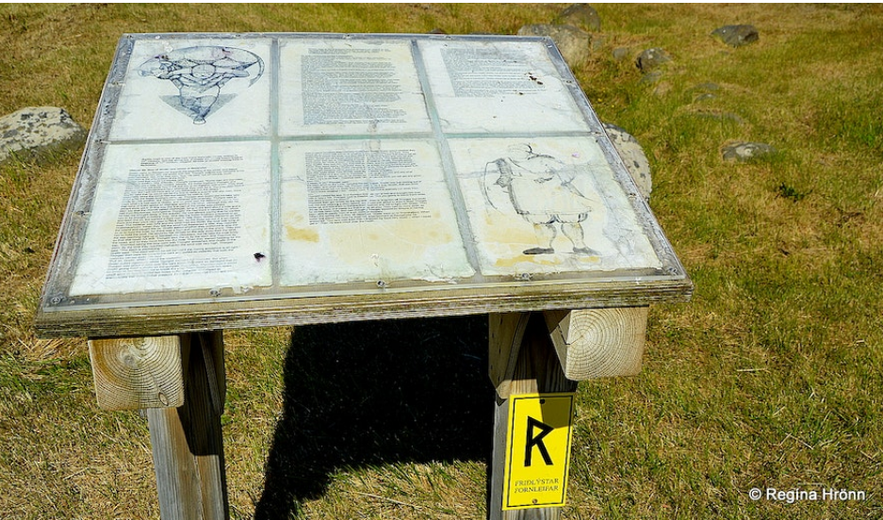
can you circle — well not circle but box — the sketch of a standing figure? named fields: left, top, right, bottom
left=139, top=46, right=264, bottom=124
left=486, top=143, right=601, bottom=256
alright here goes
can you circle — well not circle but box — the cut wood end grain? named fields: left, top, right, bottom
left=88, top=336, right=183, bottom=410
left=543, top=307, right=648, bottom=380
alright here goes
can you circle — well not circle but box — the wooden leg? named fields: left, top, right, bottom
left=489, top=313, right=578, bottom=520
left=146, top=331, right=229, bottom=520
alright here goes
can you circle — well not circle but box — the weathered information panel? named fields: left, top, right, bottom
left=36, top=33, right=691, bottom=337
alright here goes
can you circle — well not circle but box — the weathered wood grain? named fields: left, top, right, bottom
left=489, top=312, right=531, bottom=399
left=36, top=278, right=691, bottom=338
left=543, top=306, right=648, bottom=380
left=489, top=312, right=578, bottom=520
left=146, top=331, right=228, bottom=520
left=88, top=335, right=183, bottom=410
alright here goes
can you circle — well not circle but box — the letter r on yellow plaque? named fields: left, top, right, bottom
left=502, top=392, right=575, bottom=510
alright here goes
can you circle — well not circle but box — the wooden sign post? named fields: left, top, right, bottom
left=36, top=33, right=691, bottom=519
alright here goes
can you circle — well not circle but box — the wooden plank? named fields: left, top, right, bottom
left=147, top=332, right=228, bottom=520
left=542, top=307, right=648, bottom=380
left=88, top=335, right=183, bottom=410
left=489, top=312, right=531, bottom=399
left=200, top=330, right=225, bottom=414
left=36, top=277, right=691, bottom=338
left=489, top=313, right=578, bottom=520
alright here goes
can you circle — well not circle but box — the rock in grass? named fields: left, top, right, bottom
left=518, top=24, right=590, bottom=66
left=553, top=4, right=601, bottom=32
left=722, top=141, right=777, bottom=161
left=603, top=122, right=652, bottom=199
left=635, top=47, right=671, bottom=72
left=612, top=47, right=631, bottom=61
left=689, top=82, right=721, bottom=102
left=0, top=107, right=86, bottom=163
left=712, top=25, right=759, bottom=47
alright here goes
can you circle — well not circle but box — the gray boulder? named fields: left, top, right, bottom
left=553, top=4, right=601, bottom=32
left=722, top=141, right=776, bottom=161
left=636, top=47, right=671, bottom=72
left=712, top=25, right=759, bottom=47
left=603, top=123, right=652, bottom=199
left=1, top=107, right=86, bottom=163
left=518, top=24, right=590, bottom=66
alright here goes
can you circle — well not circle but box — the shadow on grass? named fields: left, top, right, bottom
left=254, top=314, right=494, bottom=518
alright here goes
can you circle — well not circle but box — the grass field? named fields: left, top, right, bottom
left=2, top=3, right=882, bottom=519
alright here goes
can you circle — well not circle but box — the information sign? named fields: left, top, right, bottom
left=35, top=33, right=692, bottom=338
left=503, top=393, right=575, bottom=510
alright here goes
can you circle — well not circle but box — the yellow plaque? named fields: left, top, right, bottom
left=502, top=393, right=575, bottom=510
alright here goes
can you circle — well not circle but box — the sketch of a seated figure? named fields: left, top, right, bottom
left=139, top=46, right=264, bottom=125
left=486, top=144, right=602, bottom=256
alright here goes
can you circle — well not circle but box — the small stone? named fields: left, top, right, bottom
left=0, top=107, right=86, bottom=163
left=612, top=47, right=630, bottom=61
left=689, top=83, right=721, bottom=102
left=552, top=4, right=601, bottom=32
left=636, top=47, right=671, bottom=72
left=712, top=25, right=759, bottom=47
left=602, top=122, right=652, bottom=199
left=722, top=141, right=777, bottom=161
left=518, top=24, right=590, bottom=66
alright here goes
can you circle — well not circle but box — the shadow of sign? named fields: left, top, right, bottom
left=254, top=314, right=494, bottom=518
